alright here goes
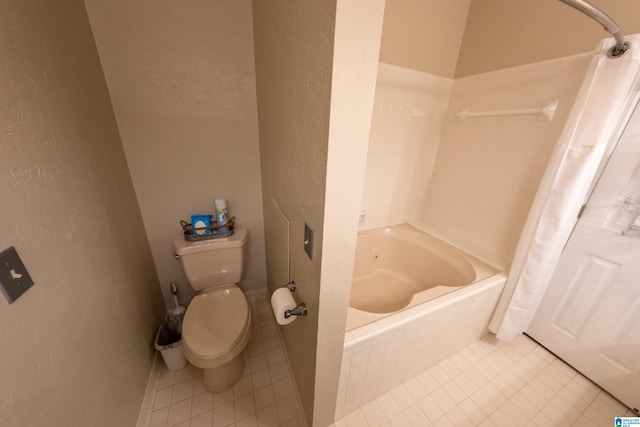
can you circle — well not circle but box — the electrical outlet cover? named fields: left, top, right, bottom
left=0, top=246, right=35, bottom=304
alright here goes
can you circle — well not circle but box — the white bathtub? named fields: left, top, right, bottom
left=336, top=224, right=506, bottom=419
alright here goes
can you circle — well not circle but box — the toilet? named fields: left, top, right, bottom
left=173, top=227, right=251, bottom=392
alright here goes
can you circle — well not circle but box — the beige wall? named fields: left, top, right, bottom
left=84, top=0, right=266, bottom=306
left=315, top=1, right=386, bottom=424
left=456, top=0, right=640, bottom=77
left=378, top=0, right=640, bottom=78
left=252, top=0, right=337, bottom=423
left=416, top=54, right=591, bottom=266
left=379, top=0, right=471, bottom=78
left=0, top=0, right=163, bottom=426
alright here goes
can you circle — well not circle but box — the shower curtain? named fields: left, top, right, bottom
left=489, top=34, right=640, bottom=342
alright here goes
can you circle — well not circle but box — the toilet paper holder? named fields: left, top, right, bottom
left=285, top=303, right=307, bottom=319
left=281, top=281, right=308, bottom=319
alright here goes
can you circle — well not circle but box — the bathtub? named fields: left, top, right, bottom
left=347, top=223, right=500, bottom=330
left=336, top=224, right=506, bottom=419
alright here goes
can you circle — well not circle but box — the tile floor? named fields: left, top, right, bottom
left=147, top=296, right=304, bottom=427
left=332, top=334, right=637, bottom=427
left=146, top=297, right=637, bottom=427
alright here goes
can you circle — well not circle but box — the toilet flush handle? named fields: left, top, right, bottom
left=174, top=252, right=181, bottom=260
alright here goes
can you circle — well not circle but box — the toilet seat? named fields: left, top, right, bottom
left=182, top=286, right=251, bottom=369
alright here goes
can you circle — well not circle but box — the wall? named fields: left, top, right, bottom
left=456, top=0, right=640, bottom=77
left=315, top=1, right=386, bottom=425
left=252, top=1, right=337, bottom=423
left=361, top=0, right=472, bottom=231
left=364, top=0, right=639, bottom=263
left=415, top=54, right=591, bottom=267
left=365, top=0, right=639, bottom=236
left=359, top=63, right=453, bottom=230
left=84, top=0, right=266, bottom=307
left=379, top=0, right=471, bottom=78
left=253, top=3, right=385, bottom=425
left=0, top=0, right=164, bottom=426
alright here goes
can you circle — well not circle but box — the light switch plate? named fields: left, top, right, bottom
left=0, top=246, right=35, bottom=304
left=304, top=223, right=314, bottom=260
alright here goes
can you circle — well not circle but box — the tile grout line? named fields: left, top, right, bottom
left=333, top=334, right=639, bottom=427
left=486, top=337, right=559, bottom=426
left=145, top=296, right=307, bottom=427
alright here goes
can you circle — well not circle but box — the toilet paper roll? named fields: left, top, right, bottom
left=271, top=287, right=297, bottom=325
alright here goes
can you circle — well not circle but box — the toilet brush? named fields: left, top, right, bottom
left=169, top=281, right=186, bottom=316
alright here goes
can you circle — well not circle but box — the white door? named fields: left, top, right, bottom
left=528, top=101, right=640, bottom=413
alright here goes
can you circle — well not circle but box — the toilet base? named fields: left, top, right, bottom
left=202, top=352, right=245, bottom=392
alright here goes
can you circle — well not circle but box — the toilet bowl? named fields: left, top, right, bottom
left=182, top=285, right=251, bottom=391
left=173, top=228, right=251, bottom=392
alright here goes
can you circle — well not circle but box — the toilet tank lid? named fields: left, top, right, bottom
left=174, top=227, right=248, bottom=256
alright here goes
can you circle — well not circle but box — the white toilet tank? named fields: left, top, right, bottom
left=173, top=227, right=248, bottom=292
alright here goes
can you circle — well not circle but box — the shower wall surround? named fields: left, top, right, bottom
left=416, top=53, right=592, bottom=267
left=362, top=54, right=592, bottom=267
left=360, top=63, right=453, bottom=230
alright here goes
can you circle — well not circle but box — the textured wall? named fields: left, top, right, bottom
left=84, top=0, right=266, bottom=307
left=252, top=1, right=337, bottom=423
left=456, top=0, right=640, bottom=77
left=379, top=0, right=471, bottom=78
left=0, top=0, right=164, bottom=426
